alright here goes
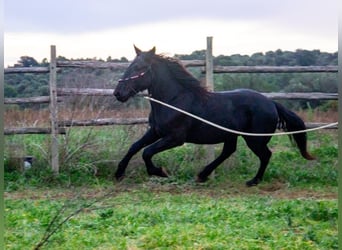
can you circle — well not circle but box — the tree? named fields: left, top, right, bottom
left=41, top=58, right=49, bottom=67
left=17, top=56, right=39, bottom=67
left=295, top=49, right=316, bottom=66
left=175, top=50, right=206, bottom=60
left=4, top=84, right=17, bottom=97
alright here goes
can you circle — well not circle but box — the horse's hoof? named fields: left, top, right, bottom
left=147, top=167, right=169, bottom=178
left=196, top=175, right=208, bottom=183
left=115, top=174, right=125, bottom=182
left=246, top=178, right=260, bottom=187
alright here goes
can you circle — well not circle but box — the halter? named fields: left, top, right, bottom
left=118, top=66, right=151, bottom=83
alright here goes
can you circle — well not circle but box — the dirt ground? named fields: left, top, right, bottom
left=5, top=181, right=337, bottom=201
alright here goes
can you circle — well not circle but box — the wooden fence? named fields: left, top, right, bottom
left=4, top=41, right=338, bottom=173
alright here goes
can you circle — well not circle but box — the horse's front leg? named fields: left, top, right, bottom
left=115, top=128, right=160, bottom=181
left=142, top=135, right=184, bottom=177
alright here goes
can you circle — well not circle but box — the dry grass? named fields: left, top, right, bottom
left=4, top=106, right=338, bottom=128
left=4, top=107, right=149, bottom=128
left=297, top=109, right=338, bottom=123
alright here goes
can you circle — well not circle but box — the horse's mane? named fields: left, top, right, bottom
left=154, top=54, right=209, bottom=97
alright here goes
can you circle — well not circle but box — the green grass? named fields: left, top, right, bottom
left=5, top=188, right=337, bottom=249
left=4, top=127, right=338, bottom=249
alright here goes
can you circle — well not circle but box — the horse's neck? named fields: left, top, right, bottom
left=149, top=74, right=184, bottom=102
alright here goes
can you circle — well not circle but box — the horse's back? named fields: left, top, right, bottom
left=217, top=89, right=279, bottom=132
left=186, top=89, right=279, bottom=143
left=215, top=89, right=276, bottom=112
left=216, top=89, right=268, bottom=100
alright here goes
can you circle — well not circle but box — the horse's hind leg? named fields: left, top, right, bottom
left=197, top=137, right=237, bottom=182
left=244, top=137, right=272, bottom=187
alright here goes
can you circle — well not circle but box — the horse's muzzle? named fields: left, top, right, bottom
left=114, top=90, right=125, bottom=102
left=113, top=89, right=132, bottom=102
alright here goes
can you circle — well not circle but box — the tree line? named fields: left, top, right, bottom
left=4, top=49, right=338, bottom=110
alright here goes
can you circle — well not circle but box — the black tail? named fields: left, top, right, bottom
left=274, top=102, right=315, bottom=160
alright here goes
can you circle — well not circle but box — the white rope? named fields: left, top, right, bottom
left=144, top=96, right=338, bottom=137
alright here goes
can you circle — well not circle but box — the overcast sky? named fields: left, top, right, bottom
left=4, top=0, right=338, bottom=66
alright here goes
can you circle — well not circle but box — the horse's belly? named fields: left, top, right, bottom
left=185, top=127, right=231, bottom=144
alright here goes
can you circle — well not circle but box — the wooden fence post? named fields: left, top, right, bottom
left=205, top=37, right=215, bottom=177
left=205, top=36, right=214, bottom=91
left=49, top=45, right=59, bottom=174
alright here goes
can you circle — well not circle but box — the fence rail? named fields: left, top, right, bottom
left=5, top=96, right=52, bottom=104
left=5, top=67, right=61, bottom=74
left=4, top=89, right=338, bottom=105
left=4, top=119, right=337, bottom=135
left=8, top=62, right=337, bottom=74
left=57, top=89, right=338, bottom=100
left=4, top=127, right=66, bottom=135
left=56, top=60, right=205, bottom=69
left=210, top=65, right=338, bottom=74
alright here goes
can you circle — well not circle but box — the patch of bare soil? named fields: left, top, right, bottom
left=255, top=182, right=337, bottom=199
left=4, top=181, right=337, bottom=201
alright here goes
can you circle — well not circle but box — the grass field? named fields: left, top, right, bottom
left=4, top=125, right=338, bottom=249
left=5, top=186, right=338, bottom=249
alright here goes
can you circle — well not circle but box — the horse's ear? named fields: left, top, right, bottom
left=149, top=46, right=156, bottom=55
left=145, top=47, right=156, bottom=59
left=134, top=45, right=142, bottom=55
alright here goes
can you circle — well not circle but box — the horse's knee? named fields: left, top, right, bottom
left=142, top=148, right=153, bottom=162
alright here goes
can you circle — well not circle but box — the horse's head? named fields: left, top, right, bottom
left=114, top=45, right=155, bottom=102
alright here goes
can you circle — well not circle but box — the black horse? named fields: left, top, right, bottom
left=114, top=46, right=314, bottom=186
